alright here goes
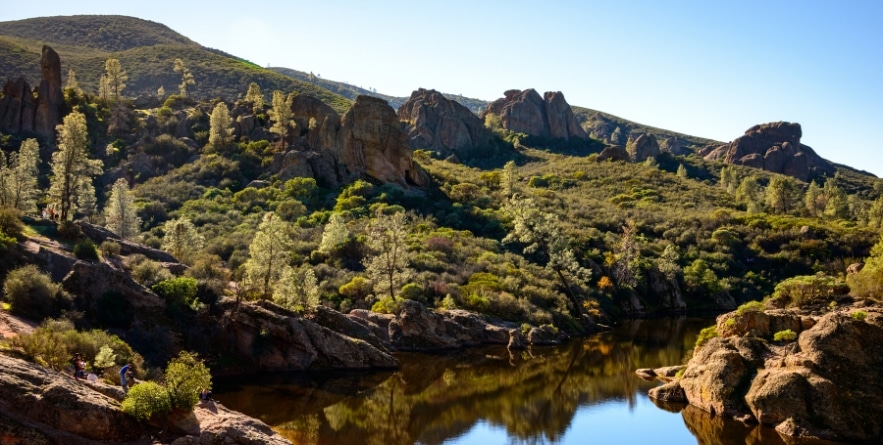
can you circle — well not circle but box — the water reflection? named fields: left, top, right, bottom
left=214, top=317, right=799, bottom=445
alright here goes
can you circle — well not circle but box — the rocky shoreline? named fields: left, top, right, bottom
left=641, top=299, right=883, bottom=443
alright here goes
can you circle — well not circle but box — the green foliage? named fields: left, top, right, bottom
left=100, top=240, right=121, bottom=257
left=128, top=255, right=173, bottom=287
left=7, top=318, right=139, bottom=372
left=371, top=296, right=403, bottom=314
left=73, top=239, right=99, bottom=260
left=3, top=265, right=71, bottom=320
left=0, top=206, right=23, bottom=238
left=735, top=300, right=765, bottom=315
left=121, top=381, right=171, bottom=422
left=695, top=325, right=718, bottom=349
left=851, top=310, right=868, bottom=321
left=399, top=283, right=425, bottom=302
left=151, top=277, right=199, bottom=306
left=164, top=351, right=212, bottom=411
left=770, top=274, right=847, bottom=308
left=773, top=329, right=797, bottom=342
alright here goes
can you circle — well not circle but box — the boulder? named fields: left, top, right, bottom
left=649, top=380, right=687, bottom=403
left=596, top=145, right=630, bottom=162
left=76, top=221, right=178, bottom=262
left=397, top=88, right=489, bottom=155
left=480, top=89, right=588, bottom=141
left=700, top=122, right=835, bottom=180
left=338, top=95, right=430, bottom=187
left=671, top=304, right=883, bottom=442
left=626, top=134, right=660, bottom=162
left=33, top=46, right=66, bottom=139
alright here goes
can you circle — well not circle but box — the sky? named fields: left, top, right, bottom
left=4, top=1, right=883, bottom=176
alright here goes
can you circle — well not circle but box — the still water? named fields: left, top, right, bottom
left=214, top=318, right=797, bottom=445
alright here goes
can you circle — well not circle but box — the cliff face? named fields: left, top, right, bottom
left=699, top=122, right=835, bottom=180
left=273, top=95, right=429, bottom=188
left=0, top=45, right=66, bottom=140
left=480, top=89, right=587, bottom=141
left=397, top=88, right=490, bottom=156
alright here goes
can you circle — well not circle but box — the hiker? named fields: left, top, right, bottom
left=199, top=388, right=213, bottom=403
left=70, top=353, right=86, bottom=380
left=119, top=363, right=131, bottom=393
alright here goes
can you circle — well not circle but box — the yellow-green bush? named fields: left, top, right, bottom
left=773, top=329, right=797, bottom=342
left=121, top=381, right=171, bottom=421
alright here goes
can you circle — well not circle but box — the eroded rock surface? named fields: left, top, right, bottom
left=480, top=89, right=587, bottom=141
left=699, top=122, right=835, bottom=180
left=397, top=88, right=489, bottom=156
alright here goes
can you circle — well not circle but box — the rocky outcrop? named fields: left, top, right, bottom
left=596, top=145, right=630, bottom=162
left=274, top=95, right=429, bottom=188
left=34, top=46, right=66, bottom=138
left=626, top=134, right=660, bottom=162
left=480, top=89, right=587, bottom=141
left=649, top=302, right=883, bottom=442
left=699, top=122, right=835, bottom=180
left=347, top=300, right=540, bottom=351
left=0, top=46, right=66, bottom=139
left=397, top=88, right=489, bottom=155
left=202, top=300, right=397, bottom=374
left=0, top=353, right=291, bottom=444
left=77, top=221, right=178, bottom=263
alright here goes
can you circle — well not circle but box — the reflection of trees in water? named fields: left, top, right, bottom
left=217, top=318, right=711, bottom=444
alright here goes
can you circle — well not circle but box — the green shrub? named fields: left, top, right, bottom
left=371, top=296, right=402, bottom=314
left=74, top=239, right=99, bottom=260
left=100, top=240, right=121, bottom=257
left=735, top=300, right=765, bottom=315
left=57, top=220, right=82, bottom=240
left=152, top=277, right=200, bottom=312
left=852, top=310, right=868, bottom=321
left=129, top=256, right=173, bottom=287
left=0, top=227, right=15, bottom=251
left=773, top=329, right=798, bottom=342
left=164, top=351, right=212, bottom=411
left=3, top=265, right=71, bottom=320
left=0, top=206, right=23, bottom=238
left=8, top=318, right=140, bottom=372
left=695, top=325, right=718, bottom=349
left=771, top=274, right=848, bottom=308
left=399, top=283, right=425, bottom=302
left=121, top=381, right=171, bottom=421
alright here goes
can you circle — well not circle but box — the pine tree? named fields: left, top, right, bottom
left=104, top=178, right=141, bottom=240
left=104, top=58, right=127, bottom=102
left=318, top=213, right=349, bottom=253
left=65, top=69, right=82, bottom=94
left=0, top=138, right=40, bottom=213
left=363, top=210, right=412, bottom=299
left=502, top=160, right=518, bottom=199
left=677, top=164, right=688, bottom=179
left=245, top=82, right=264, bottom=113
left=804, top=181, right=824, bottom=217
left=243, top=213, right=294, bottom=300
left=208, top=102, right=234, bottom=149
left=268, top=91, right=294, bottom=145
left=823, top=177, right=849, bottom=219
left=735, top=175, right=763, bottom=213
left=272, top=266, right=319, bottom=312
left=49, top=110, right=102, bottom=221
left=765, top=175, right=801, bottom=214
left=161, top=217, right=204, bottom=264
left=174, top=59, right=195, bottom=98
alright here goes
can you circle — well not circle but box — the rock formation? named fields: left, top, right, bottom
left=34, top=46, right=66, bottom=138
left=626, top=134, right=660, bottom=162
left=648, top=301, right=883, bottom=442
left=0, top=353, right=291, bottom=444
left=480, top=89, right=587, bottom=141
left=0, top=46, right=66, bottom=139
left=275, top=95, right=429, bottom=188
left=698, top=122, right=835, bottom=180
left=596, top=145, right=630, bottom=162
left=397, top=88, right=490, bottom=155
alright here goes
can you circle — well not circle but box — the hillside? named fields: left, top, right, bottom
left=0, top=15, right=351, bottom=112
left=572, top=105, right=719, bottom=152
left=271, top=66, right=490, bottom=114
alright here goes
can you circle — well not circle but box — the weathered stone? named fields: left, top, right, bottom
left=0, top=78, right=34, bottom=134
left=627, top=134, right=660, bottom=162
left=33, top=46, right=66, bottom=138
left=701, top=122, right=835, bottom=180
left=77, top=221, right=178, bottom=262
left=397, top=88, right=489, bottom=155
left=649, top=380, right=687, bottom=403
left=480, top=89, right=587, bottom=141
left=596, top=145, right=630, bottom=162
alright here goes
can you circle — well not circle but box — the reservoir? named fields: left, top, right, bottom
left=215, top=317, right=816, bottom=444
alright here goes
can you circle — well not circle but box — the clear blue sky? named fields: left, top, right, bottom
left=4, top=1, right=882, bottom=176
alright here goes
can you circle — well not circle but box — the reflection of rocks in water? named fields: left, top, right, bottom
left=682, top=405, right=786, bottom=445
left=650, top=397, right=687, bottom=414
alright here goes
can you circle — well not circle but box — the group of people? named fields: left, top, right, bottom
left=41, top=204, right=61, bottom=221
left=70, top=353, right=133, bottom=392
